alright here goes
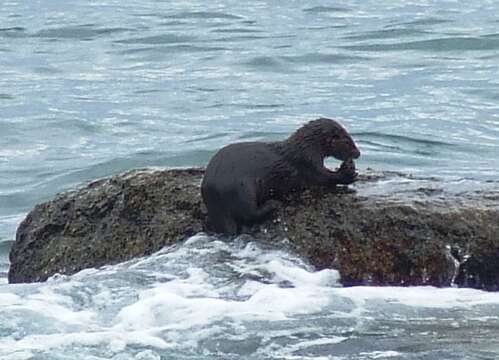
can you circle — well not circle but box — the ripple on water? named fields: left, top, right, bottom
left=0, top=94, right=14, bottom=100
left=213, top=34, right=269, bottom=42
left=356, top=132, right=457, bottom=160
left=356, top=132, right=454, bottom=147
left=116, top=45, right=228, bottom=59
left=343, top=36, right=499, bottom=52
left=164, top=11, right=243, bottom=20
left=0, top=27, right=27, bottom=38
left=236, top=130, right=285, bottom=141
left=343, top=28, right=432, bottom=41
left=115, top=33, right=195, bottom=45
left=390, top=17, right=454, bottom=27
left=34, top=25, right=130, bottom=40
left=243, top=56, right=293, bottom=73
left=184, top=132, right=230, bottom=143
left=210, top=27, right=263, bottom=34
left=280, top=52, right=371, bottom=64
left=302, top=6, right=352, bottom=13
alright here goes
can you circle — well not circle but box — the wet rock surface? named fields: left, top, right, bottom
left=8, top=168, right=499, bottom=290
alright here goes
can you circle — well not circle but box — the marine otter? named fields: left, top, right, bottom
left=201, top=117, right=361, bottom=234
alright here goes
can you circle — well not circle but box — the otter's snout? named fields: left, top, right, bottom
left=332, top=145, right=360, bottom=162
left=328, top=133, right=361, bottom=162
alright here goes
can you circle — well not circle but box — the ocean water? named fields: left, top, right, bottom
left=1, top=0, right=499, bottom=358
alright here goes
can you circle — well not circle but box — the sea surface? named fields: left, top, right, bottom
left=1, top=0, right=498, bottom=359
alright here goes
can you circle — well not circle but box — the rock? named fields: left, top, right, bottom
left=8, top=169, right=205, bottom=283
left=8, top=168, right=499, bottom=290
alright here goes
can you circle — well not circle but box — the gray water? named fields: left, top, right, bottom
left=1, top=1, right=499, bottom=358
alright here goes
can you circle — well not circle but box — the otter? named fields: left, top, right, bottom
left=201, top=118, right=361, bottom=234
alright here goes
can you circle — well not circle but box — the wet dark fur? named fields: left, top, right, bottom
left=201, top=118, right=361, bottom=234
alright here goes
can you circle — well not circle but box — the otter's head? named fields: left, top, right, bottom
left=291, top=118, right=360, bottom=161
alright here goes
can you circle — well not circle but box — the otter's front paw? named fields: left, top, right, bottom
left=336, top=159, right=358, bottom=185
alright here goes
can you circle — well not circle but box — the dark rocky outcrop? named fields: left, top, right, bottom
left=8, top=169, right=205, bottom=284
left=8, top=168, right=499, bottom=290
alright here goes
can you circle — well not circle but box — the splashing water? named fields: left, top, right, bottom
left=1, top=234, right=499, bottom=360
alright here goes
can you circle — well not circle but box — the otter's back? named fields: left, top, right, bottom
left=203, top=142, right=282, bottom=190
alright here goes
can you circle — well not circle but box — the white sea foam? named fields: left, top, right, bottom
left=335, top=285, right=499, bottom=309
left=359, top=351, right=401, bottom=359
left=1, top=234, right=499, bottom=360
left=0, top=144, right=49, bottom=160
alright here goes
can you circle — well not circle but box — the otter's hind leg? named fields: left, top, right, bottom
left=202, top=183, right=238, bottom=234
left=207, top=211, right=238, bottom=235
left=232, top=180, right=279, bottom=225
